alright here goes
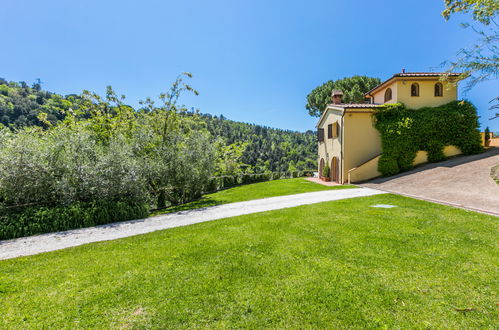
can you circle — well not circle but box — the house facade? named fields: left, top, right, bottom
left=316, top=71, right=461, bottom=184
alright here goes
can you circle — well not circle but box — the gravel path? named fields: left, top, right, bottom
left=0, top=187, right=385, bottom=260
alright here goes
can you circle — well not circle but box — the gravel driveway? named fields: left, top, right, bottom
left=0, top=187, right=385, bottom=260
left=362, top=148, right=499, bottom=216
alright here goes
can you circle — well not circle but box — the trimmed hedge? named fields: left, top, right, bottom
left=0, top=201, right=149, bottom=240
left=206, top=170, right=315, bottom=193
left=0, top=171, right=315, bottom=240
left=374, top=101, right=483, bottom=176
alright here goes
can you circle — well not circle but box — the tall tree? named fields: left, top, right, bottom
left=305, top=76, right=381, bottom=117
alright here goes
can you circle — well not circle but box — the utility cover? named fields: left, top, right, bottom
left=370, top=204, right=397, bottom=208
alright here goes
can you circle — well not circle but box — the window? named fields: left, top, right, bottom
left=411, top=83, right=419, bottom=96
left=333, top=122, right=340, bottom=138
left=434, top=83, right=443, bottom=97
left=326, top=123, right=340, bottom=139
left=317, top=128, right=324, bottom=142
left=384, top=88, right=392, bottom=102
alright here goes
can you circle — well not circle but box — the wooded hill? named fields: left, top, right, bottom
left=0, top=78, right=316, bottom=173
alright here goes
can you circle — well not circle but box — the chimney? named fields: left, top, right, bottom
left=331, top=89, right=343, bottom=104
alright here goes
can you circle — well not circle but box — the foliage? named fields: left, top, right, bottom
left=441, top=0, right=498, bottom=119
left=214, top=141, right=249, bottom=176
left=0, top=76, right=217, bottom=238
left=374, top=101, right=483, bottom=176
left=442, top=24, right=498, bottom=118
left=0, top=78, right=73, bottom=127
left=0, top=78, right=317, bottom=174
left=0, top=125, right=148, bottom=207
left=484, top=126, right=491, bottom=141
left=322, top=164, right=330, bottom=178
left=306, top=76, right=381, bottom=117
left=0, top=74, right=320, bottom=238
left=377, top=155, right=400, bottom=177
left=442, top=0, right=499, bottom=25
left=1, top=194, right=497, bottom=328
left=205, top=170, right=315, bottom=193
left=0, top=201, right=148, bottom=240
left=194, top=113, right=317, bottom=173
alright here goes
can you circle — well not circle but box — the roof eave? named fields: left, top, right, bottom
left=364, top=73, right=464, bottom=97
left=315, top=105, right=345, bottom=128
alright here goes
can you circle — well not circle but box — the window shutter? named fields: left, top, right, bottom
left=335, top=122, right=340, bottom=138
left=318, top=128, right=324, bottom=142
left=328, top=124, right=332, bottom=139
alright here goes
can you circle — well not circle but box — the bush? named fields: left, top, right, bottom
left=374, top=101, right=483, bottom=176
left=427, top=141, right=445, bottom=163
left=223, top=176, right=236, bottom=188
left=236, top=175, right=243, bottom=185
left=301, top=170, right=315, bottom=177
left=0, top=201, right=149, bottom=240
left=206, top=177, right=219, bottom=192
left=206, top=171, right=309, bottom=194
left=484, top=126, right=490, bottom=143
left=378, top=155, right=399, bottom=177
left=322, top=165, right=330, bottom=178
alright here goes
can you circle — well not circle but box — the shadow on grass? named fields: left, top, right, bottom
left=149, top=198, right=225, bottom=217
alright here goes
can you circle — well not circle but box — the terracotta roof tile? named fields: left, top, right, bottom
left=328, top=103, right=382, bottom=108
left=365, top=72, right=463, bottom=96
left=393, top=72, right=462, bottom=77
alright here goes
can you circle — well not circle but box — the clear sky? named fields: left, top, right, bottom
left=1, top=0, right=497, bottom=132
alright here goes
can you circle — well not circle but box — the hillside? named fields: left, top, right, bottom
left=0, top=79, right=316, bottom=173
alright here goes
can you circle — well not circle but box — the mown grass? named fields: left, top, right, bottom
left=151, top=177, right=355, bottom=216
left=1, top=194, right=497, bottom=328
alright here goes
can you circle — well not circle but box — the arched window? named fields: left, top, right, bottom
left=384, top=88, right=392, bottom=102
left=434, top=83, right=443, bottom=97
left=411, top=83, right=419, bottom=96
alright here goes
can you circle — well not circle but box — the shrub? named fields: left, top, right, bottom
left=374, top=101, right=483, bottom=176
left=223, top=176, right=236, bottom=188
left=206, top=178, right=218, bottom=193
left=322, top=164, right=330, bottom=178
left=301, top=170, right=315, bottom=177
left=0, top=125, right=150, bottom=208
left=236, top=175, right=243, bottom=185
left=0, top=201, right=149, bottom=240
left=427, top=141, right=445, bottom=163
left=378, top=155, right=399, bottom=177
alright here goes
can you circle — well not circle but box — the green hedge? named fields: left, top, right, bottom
left=1, top=171, right=316, bottom=240
left=0, top=201, right=149, bottom=240
left=374, top=101, right=483, bottom=176
left=206, top=170, right=315, bottom=193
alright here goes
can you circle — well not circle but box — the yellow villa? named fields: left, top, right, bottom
left=316, top=71, right=462, bottom=184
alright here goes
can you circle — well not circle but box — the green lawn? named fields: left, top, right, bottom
left=1, top=194, right=497, bottom=328
left=151, top=177, right=355, bottom=216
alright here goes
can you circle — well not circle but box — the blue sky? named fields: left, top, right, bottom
left=1, top=0, right=497, bottom=132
